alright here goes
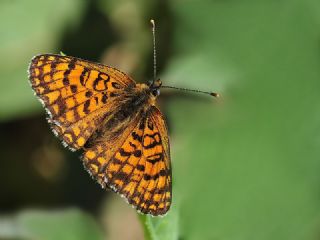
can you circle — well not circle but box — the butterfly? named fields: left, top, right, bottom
left=28, top=53, right=173, bottom=215
left=28, top=20, right=218, bottom=216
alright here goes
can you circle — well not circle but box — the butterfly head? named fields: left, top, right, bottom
left=148, top=78, right=162, bottom=98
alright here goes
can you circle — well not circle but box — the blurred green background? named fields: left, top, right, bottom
left=1, top=0, right=320, bottom=239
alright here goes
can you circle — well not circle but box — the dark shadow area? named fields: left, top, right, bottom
left=59, top=0, right=117, bottom=61
left=0, top=114, right=106, bottom=213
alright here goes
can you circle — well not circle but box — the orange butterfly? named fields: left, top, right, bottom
left=28, top=20, right=218, bottom=216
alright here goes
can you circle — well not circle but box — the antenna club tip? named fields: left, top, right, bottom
left=211, top=92, right=220, bottom=98
left=150, top=19, right=155, bottom=26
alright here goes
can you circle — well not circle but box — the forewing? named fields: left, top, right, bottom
left=83, top=106, right=172, bottom=216
left=28, top=54, right=135, bottom=150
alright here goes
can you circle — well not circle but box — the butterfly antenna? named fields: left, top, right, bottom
left=150, top=19, right=157, bottom=83
left=150, top=19, right=219, bottom=98
left=161, top=85, right=220, bottom=98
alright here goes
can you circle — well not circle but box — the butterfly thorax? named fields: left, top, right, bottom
left=136, top=82, right=160, bottom=106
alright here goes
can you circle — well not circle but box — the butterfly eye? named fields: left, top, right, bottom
left=152, top=89, right=160, bottom=97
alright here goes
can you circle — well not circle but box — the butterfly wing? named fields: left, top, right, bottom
left=28, top=54, right=135, bottom=150
left=83, top=106, right=172, bottom=216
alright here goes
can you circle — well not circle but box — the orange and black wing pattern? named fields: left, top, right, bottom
left=83, top=106, right=172, bottom=216
left=28, top=54, right=135, bottom=151
left=29, top=54, right=172, bottom=216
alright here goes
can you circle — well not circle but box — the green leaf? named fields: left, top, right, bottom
left=60, top=51, right=67, bottom=56
left=139, top=204, right=179, bottom=240
left=159, top=0, right=320, bottom=239
left=0, top=208, right=103, bottom=240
